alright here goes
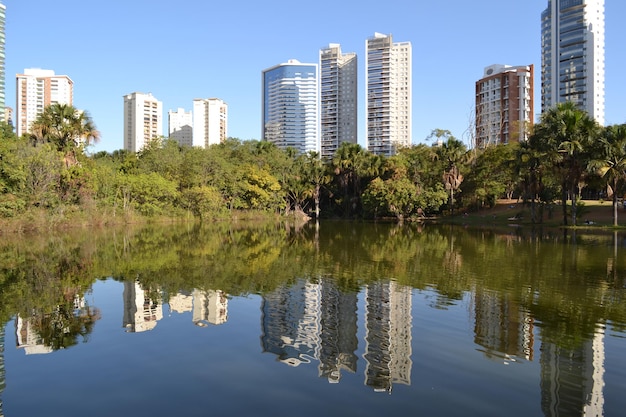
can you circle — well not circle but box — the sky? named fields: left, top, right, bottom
left=4, top=0, right=626, bottom=153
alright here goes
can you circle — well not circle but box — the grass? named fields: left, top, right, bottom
left=440, top=199, right=626, bottom=229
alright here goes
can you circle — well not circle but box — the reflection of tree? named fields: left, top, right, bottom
left=2, top=220, right=626, bottom=358
left=0, top=323, right=5, bottom=417
left=24, top=300, right=101, bottom=350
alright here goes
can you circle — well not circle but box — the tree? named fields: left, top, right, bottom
left=434, top=136, right=467, bottom=215
left=330, top=143, right=374, bottom=217
left=462, top=144, right=517, bottom=209
left=30, top=104, right=100, bottom=166
left=589, top=124, right=626, bottom=226
left=531, top=102, right=599, bottom=225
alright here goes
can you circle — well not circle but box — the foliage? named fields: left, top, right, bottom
left=30, top=103, right=100, bottom=157
left=1, top=104, right=624, bottom=226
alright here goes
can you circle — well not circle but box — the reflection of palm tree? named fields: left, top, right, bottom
left=30, top=301, right=101, bottom=350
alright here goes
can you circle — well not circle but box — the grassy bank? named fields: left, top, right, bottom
left=437, top=199, right=626, bottom=229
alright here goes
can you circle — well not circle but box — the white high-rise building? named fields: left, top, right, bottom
left=541, top=0, right=605, bottom=124
left=0, top=2, right=6, bottom=122
left=16, top=68, right=73, bottom=137
left=192, top=98, right=228, bottom=147
left=319, top=44, right=357, bottom=159
left=262, top=59, right=320, bottom=154
left=123, top=92, right=162, bottom=152
left=168, top=107, right=193, bottom=146
left=366, top=33, right=412, bottom=156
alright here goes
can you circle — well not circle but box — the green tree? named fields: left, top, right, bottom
left=301, top=152, right=331, bottom=219
left=462, top=144, right=516, bottom=209
left=330, top=143, right=381, bottom=217
left=434, top=135, right=467, bottom=215
left=531, top=102, right=599, bottom=225
left=589, top=124, right=626, bottom=226
left=30, top=104, right=100, bottom=165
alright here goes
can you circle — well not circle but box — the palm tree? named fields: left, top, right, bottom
left=589, top=124, right=626, bottom=226
left=531, top=102, right=599, bottom=225
left=30, top=104, right=100, bottom=166
left=435, top=137, right=467, bottom=215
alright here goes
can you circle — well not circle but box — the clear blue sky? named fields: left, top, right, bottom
left=4, top=0, right=625, bottom=153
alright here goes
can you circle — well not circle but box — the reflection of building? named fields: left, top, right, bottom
left=318, top=279, right=358, bottom=383
left=192, top=289, right=228, bottom=326
left=540, top=328, right=605, bottom=416
left=1, top=323, right=5, bottom=417
left=473, top=291, right=534, bottom=362
left=168, top=291, right=193, bottom=314
left=167, top=289, right=228, bottom=326
left=14, top=315, right=52, bottom=355
left=363, top=281, right=412, bottom=392
left=123, top=281, right=163, bottom=332
left=261, top=279, right=321, bottom=366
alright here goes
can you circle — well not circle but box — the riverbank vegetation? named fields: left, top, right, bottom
left=1, top=102, right=625, bottom=232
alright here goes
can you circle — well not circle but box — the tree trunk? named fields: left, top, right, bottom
left=561, top=182, right=568, bottom=226
left=613, top=178, right=619, bottom=227
left=570, top=187, right=577, bottom=226
left=314, top=184, right=320, bottom=219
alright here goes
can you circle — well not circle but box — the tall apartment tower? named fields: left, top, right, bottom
left=541, top=0, right=605, bottom=124
left=262, top=59, right=320, bottom=155
left=168, top=108, right=193, bottom=146
left=366, top=33, right=412, bottom=156
left=0, top=2, right=6, bottom=122
left=16, top=69, right=73, bottom=137
left=319, top=44, right=357, bottom=159
left=475, top=64, right=534, bottom=148
left=192, top=98, right=228, bottom=147
left=123, top=92, right=162, bottom=152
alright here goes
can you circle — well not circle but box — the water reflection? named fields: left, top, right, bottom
left=0, top=222, right=625, bottom=416
left=363, top=281, right=412, bottom=392
left=124, top=282, right=229, bottom=331
left=540, top=328, right=605, bottom=417
left=0, top=325, right=5, bottom=417
left=261, top=278, right=359, bottom=382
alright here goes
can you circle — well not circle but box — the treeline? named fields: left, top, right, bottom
left=0, top=102, right=625, bottom=225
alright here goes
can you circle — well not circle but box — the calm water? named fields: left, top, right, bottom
left=1, top=221, right=626, bottom=417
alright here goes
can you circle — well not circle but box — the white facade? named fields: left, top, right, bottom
left=320, top=44, right=358, bottom=159
left=0, top=3, right=6, bottom=121
left=541, top=0, right=605, bottom=124
left=123, top=92, right=163, bottom=152
left=262, top=59, right=320, bottom=154
left=15, top=68, right=73, bottom=137
left=192, top=98, right=228, bottom=147
left=366, top=33, right=412, bottom=156
left=168, top=107, right=193, bottom=146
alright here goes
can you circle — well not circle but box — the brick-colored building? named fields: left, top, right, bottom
left=475, top=64, right=533, bottom=148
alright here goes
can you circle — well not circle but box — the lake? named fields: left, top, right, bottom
left=1, top=221, right=625, bottom=417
